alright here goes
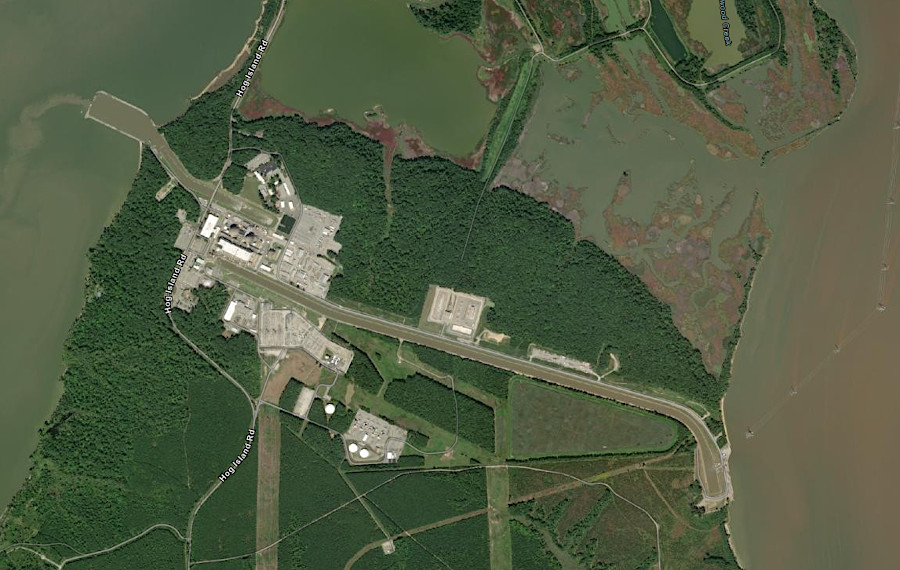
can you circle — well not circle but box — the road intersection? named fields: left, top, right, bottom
left=218, top=260, right=732, bottom=505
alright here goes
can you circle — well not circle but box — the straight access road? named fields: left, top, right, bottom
left=83, top=89, right=730, bottom=504
left=218, top=261, right=732, bottom=504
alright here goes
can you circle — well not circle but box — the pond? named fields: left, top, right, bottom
left=258, top=0, right=496, bottom=157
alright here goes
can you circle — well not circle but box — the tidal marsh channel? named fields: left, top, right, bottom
left=501, top=0, right=899, bottom=563
left=2, top=0, right=897, bottom=567
left=0, top=0, right=260, bottom=508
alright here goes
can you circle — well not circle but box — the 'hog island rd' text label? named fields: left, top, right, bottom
left=719, top=0, right=733, bottom=46
left=219, top=429, right=256, bottom=483
left=163, top=253, right=188, bottom=315
left=235, top=39, right=268, bottom=98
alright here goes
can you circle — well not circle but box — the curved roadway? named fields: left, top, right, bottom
left=221, top=262, right=732, bottom=503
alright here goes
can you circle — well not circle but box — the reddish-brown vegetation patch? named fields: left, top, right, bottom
left=521, top=0, right=586, bottom=54
left=239, top=77, right=304, bottom=121
left=604, top=171, right=771, bottom=375
left=588, top=53, right=666, bottom=117
left=708, top=84, right=749, bottom=127
left=642, top=54, right=760, bottom=158
left=480, top=64, right=511, bottom=102
left=482, top=0, right=528, bottom=63
left=750, top=0, right=856, bottom=146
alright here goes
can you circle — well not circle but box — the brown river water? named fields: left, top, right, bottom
left=0, top=0, right=894, bottom=566
left=725, top=0, right=900, bottom=567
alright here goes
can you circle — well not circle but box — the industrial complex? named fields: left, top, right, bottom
left=423, top=286, right=488, bottom=341
left=343, top=410, right=408, bottom=465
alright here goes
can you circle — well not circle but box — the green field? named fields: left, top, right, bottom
left=334, top=325, right=416, bottom=384
left=508, top=378, right=678, bottom=457
left=258, top=0, right=495, bottom=156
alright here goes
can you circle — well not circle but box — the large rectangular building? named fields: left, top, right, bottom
left=217, top=238, right=254, bottom=263
left=200, top=214, right=219, bottom=239
left=425, top=286, right=487, bottom=340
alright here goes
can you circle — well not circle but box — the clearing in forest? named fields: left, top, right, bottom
left=508, top=378, right=678, bottom=458
left=256, top=405, right=282, bottom=570
left=487, top=467, right=513, bottom=570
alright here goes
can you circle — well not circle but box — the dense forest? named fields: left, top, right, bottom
left=809, top=0, right=857, bottom=95
left=160, top=75, right=236, bottom=180
left=222, top=162, right=248, bottom=194
left=734, top=0, right=759, bottom=37
left=384, top=373, right=495, bottom=451
left=410, top=343, right=511, bottom=400
left=242, top=115, right=721, bottom=407
left=343, top=348, right=385, bottom=394
left=0, top=152, right=256, bottom=568
left=409, top=0, right=483, bottom=36
left=172, top=285, right=262, bottom=396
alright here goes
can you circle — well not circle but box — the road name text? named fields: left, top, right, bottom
left=163, top=253, right=188, bottom=315
left=235, top=40, right=269, bottom=98
left=219, top=429, right=256, bottom=483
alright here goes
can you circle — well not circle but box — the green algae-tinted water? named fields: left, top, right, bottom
left=258, top=0, right=495, bottom=157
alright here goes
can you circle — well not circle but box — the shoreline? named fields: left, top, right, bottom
left=188, top=0, right=269, bottom=101
left=719, top=245, right=768, bottom=570
left=720, top=398, right=747, bottom=569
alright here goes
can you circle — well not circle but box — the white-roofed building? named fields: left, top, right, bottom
left=200, top=214, right=219, bottom=238
left=223, top=301, right=237, bottom=321
left=217, top=238, right=253, bottom=263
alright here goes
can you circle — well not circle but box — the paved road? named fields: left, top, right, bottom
left=84, top=84, right=731, bottom=505
left=218, top=261, right=732, bottom=503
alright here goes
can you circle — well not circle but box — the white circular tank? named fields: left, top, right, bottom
left=348, top=443, right=359, bottom=453
left=359, top=448, right=370, bottom=459
left=324, top=403, right=336, bottom=415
